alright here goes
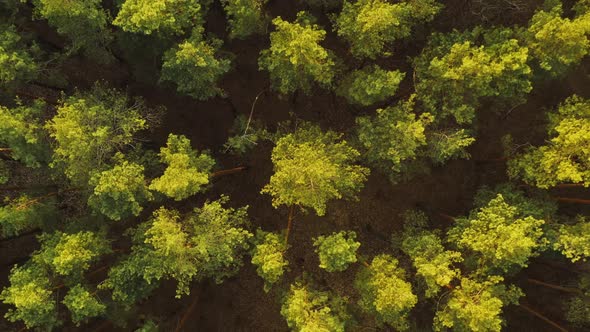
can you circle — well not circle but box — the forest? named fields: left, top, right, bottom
left=0, top=0, right=589, bottom=331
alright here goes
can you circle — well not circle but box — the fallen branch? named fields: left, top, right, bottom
left=284, top=205, right=295, bottom=246
left=554, top=197, right=590, bottom=205
left=175, top=292, right=199, bottom=332
left=527, top=278, right=581, bottom=294
left=519, top=303, right=568, bottom=332
left=210, top=166, right=248, bottom=178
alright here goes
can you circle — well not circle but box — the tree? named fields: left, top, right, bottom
left=447, top=194, right=546, bottom=272
left=113, top=0, right=204, bottom=35
left=46, top=85, right=155, bottom=186
left=62, top=284, right=106, bottom=325
left=160, top=27, right=231, bottom=100
left=1, top=230, right=111, bottom=329
left=336, top=65, right=405, bottom=106
left=434, top=276, right=523, bottom=332
left=87, top=157, right=153, bottom=221
left=426, top=128, right=476, bottom=164
left=0, top=100, right=49, bottom=168
left=250, top=230, right=289, bottom=292
left=414, top=27, right=532, bottom=124
left=0, top=194, right=56, bottom=238
left=259, top=12, right=335, bottom=95
left=564, top=274, right=590, bottom=328
left=149, top=134, right=215, bottom=201
left=313, top=231, right=360, bottom=272
left=523, top=2, right=590, bottom=76
left=0, top=263, right=58, bottom=329
left=355, top=254, right=417, bottom=330
left=32, top=231, right=112, bottom=280
left=334, top=0, right=442, bottom=59
left=401, top=224, right=462, bottom=297
left=508, top=95, right=590, bottom=188
left=0, top=24, right=38, bottom=87
left=32, top=0, right=112, bottom=61
left=280, top=282, right=350, bottom=332
left=102, top=197, right=252, bottom=299
left=221, top=0, right=268, bottom=39
left=552, top=215, right=590, bottom=262
left=262, top=123, right=369, bottom=216
left=356, top=95, right=433, bottom=182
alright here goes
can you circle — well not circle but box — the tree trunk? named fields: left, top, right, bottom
left=554, top=197, right=590, bottom=205
left=554, top=183, right=585, bottom=189
left=210, top=166, right=248, bottom=178
left=0, top=228, right=41, bottom=242
left=284, top=205, right=295, bottom=246
left=175, top=292, right=199, bottom=332
left=519, top=303, right=568, bottom=332
left=438, top=212, right=455, bottom=222
left=527, top=278, right=581, bottom=294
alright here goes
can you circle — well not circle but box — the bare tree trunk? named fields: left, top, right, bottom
left=520, top=303, right=568, bottom=332
left=284, top=205, right=295, bottom=246
left=527, top=278, right=581, bottom=294
left=555, top=197, right=590, bottom=205
left=210, top=166, right=248, bottom=178
left=175, top=292, right=199, bottom=332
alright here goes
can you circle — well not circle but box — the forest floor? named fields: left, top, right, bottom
left=1, top=0, right=590, bottom=331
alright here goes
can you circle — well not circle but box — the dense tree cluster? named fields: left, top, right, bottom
left=0, top=0, right=589, bottom=331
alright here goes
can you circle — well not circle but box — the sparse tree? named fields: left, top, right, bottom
left=160, top=27, right=232, bottom=100
left=336, top=65, right=405, bottom=106
left=281, top=282, right=350, bottom=332
left=0, top=25, right=38, bottom=87
left=149, top=134, right=215, bottom=201
left=334, top=0, right=442, bottom=59
left=222, top=0, right=268, bottom=39
left=508, top=95, right=590, bottom=188
left=313, top=231, right=360, bottom=272
left=250, top=230, right=289, bottom=292
left=262, top=123, right=369, bottom=217
left=259, top=12, right=335, bottom=95
left=414, top=27, right=532, bottom=124
left=355, top=254, right=417, bottom=330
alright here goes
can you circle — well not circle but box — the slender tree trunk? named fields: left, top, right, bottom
left=554, top=183, right=585, bottom=189
left=284, top=205, right=295, bottom=246
left=474, top=156, right=508, bottom=163
left=175, top=292, right=199, bottom=332
left=527, top=278, right=581, bottom=294
left=520, top=303, right=568, bottom=332
left=210, top=166, right=248, bottom=178
left=0, top=228, right=41, bottom=242
left=554, top=197, right=590, bottom=205
left=438, top=212, right=455, bottom=222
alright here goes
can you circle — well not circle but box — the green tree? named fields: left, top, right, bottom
left=426, top=129, right=476, bottom=164
left=0, top=100, right=49, bottom=168
left=564, top=274, right=590, bottom=328
left=160, top=27, right=231, bottom=100
left=336, top=65, right=405, bottom=106
left=355, top=254, right=417, bottom=330
left=149, top=134, right=215, bottom=201
left=0, top=25, right=38, bottom=87
left=313, top=231, right=360, bottom=272
left=88, top=157, right=153, bottom=221
left=113, top=0, right=204, bottom=35
left=401, top=224, right=462, bottom=297
left=0, top=194, right=56, bottom=238
left=281, top=282, right=350, bottom=332
left=356, top=95, right=433, bottom=182
left=32, top=0, right=112, bottom=61
left=250, top=230, right=289, bottom=292
left=46, top=85, right=155, bottom=186
left=222, top=0, right=268, bottom=39
left=523, top=2, right=590, bottom=76
left=62, top=284, right=106, bottom=325
left=434, top=276, right=523, bottom=332
left=32, top=231, right=112, bottom=280
left=259, top=12, right=335, bottom=95
left=0, top=263, right=58, bottom=329
left=334, top=0, right=442, bottom=59
left=414, top=27, right=532, bottom=124
left=102, top=197, right=252, bottom=299
left=508, top=95, right=590, bottom=188
left=262, top=124, right=369, bottom=216
left=552, top=215, right=590, bottom=262
left=448, top=194, right=546, bottom=272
